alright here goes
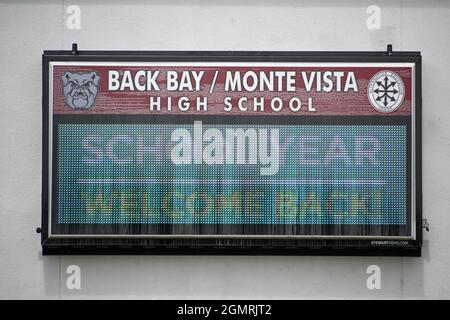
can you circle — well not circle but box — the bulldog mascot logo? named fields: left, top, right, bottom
left=61, top=71, right=100, bottom=109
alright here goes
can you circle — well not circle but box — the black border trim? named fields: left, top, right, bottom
left=41, top=50, right=422, bottom=256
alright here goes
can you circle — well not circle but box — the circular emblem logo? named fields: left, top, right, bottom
left=368, top=70, right=405, bottom=113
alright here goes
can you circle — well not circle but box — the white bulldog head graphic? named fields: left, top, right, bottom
left=62, top=71, right=100, bottom=109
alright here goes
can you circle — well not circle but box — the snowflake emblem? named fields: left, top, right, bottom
left=368, top=70, right=405, bottom=113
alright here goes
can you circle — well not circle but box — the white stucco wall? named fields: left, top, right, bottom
left=0, top=0, right=449, bottom=299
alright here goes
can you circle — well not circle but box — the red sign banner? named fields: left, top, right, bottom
left=52, top=63, right=413, bottom=115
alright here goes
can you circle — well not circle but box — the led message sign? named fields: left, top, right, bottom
left=41, top=50, right=422, bottom=255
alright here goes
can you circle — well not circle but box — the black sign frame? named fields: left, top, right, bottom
left=41, top=48, right=422, bottom=256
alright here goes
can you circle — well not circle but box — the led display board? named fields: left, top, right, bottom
left=41, top=49, right=422, bottom=255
